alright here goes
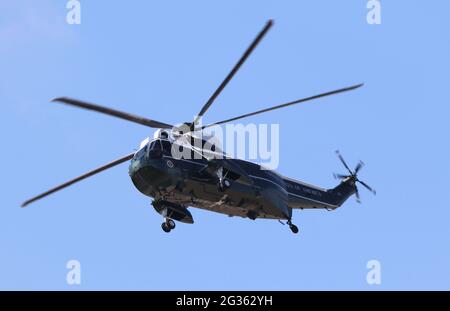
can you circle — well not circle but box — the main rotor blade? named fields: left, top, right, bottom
left=52, top=97, right=173, bottom=129
left=21, top=152, right=135, bottom=208
left=334, top=173, right=349, bottom=180
left=193, top=20, right=274, bottom=125
left=201, top=84, right=364, bottom=130
left=336, top=150, right=353, bottom=175
left=355, top=187, right=361, bottom=203
left=358, top=180, right=376, bottom=195
left=354, top=161, right=365, bottom=174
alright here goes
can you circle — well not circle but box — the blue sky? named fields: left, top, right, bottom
left=1, top=0, right=450, bottom=290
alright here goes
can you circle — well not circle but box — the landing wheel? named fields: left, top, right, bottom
left=289, top=224, right=299, bottom=234
left=287, top=220, right=299, bottom=234
left=167, top=219, right=176, bottom=230
left=161, top=222, right=171, bottom=233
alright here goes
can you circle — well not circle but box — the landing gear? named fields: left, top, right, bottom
left=287, top=220, right=299, bottom=234
left=161, top=218, right=176, bottom=233
left=290, top=224, right=299, bottom=234
left=218, top=178, right=231, bottom=192
left=161, top=222, right=171, bottom=233
left=167, top=219, right=176, bottom=229
left=246, top=210, right=258, bottom=220
left=216, top=167, right=231, bottom=191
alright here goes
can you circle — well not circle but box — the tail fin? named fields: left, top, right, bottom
left=327, top=177, right=356, bottom=207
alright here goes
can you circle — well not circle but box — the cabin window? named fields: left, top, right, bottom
left=224, top=168, right=240, bottom=181
left=161, top=140, right=173, bottom=156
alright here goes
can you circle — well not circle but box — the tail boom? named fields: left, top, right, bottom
left=284, top=177, right=356, bottom=210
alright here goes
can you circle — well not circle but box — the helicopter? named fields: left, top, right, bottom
left=21, top=20, right=375, bottom=234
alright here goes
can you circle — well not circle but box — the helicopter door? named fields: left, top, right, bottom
left=160, top=140, right=173, bottom=157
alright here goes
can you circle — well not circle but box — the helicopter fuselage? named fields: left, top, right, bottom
left=128, top=138, right=354, bottom=222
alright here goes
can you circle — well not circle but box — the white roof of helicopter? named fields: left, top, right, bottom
left=138, top=129, right=219, bottom=151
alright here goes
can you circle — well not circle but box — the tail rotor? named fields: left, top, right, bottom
left=334, top=150, right=376, bottom=203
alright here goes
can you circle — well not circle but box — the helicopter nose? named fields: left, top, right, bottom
left=128, top=157, right=141, bottom=177
left=129, top=150, right=144, bottom=175
left=129, top=158, right=171, bottom=196
left=129, top=144, right=152, bottom=175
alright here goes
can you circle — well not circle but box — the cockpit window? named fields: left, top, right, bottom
left=149, top=141, right=161, bottom=150
left=135, top=144, right=148, bottom=159
left=147, top=140, right=162, bottom=158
